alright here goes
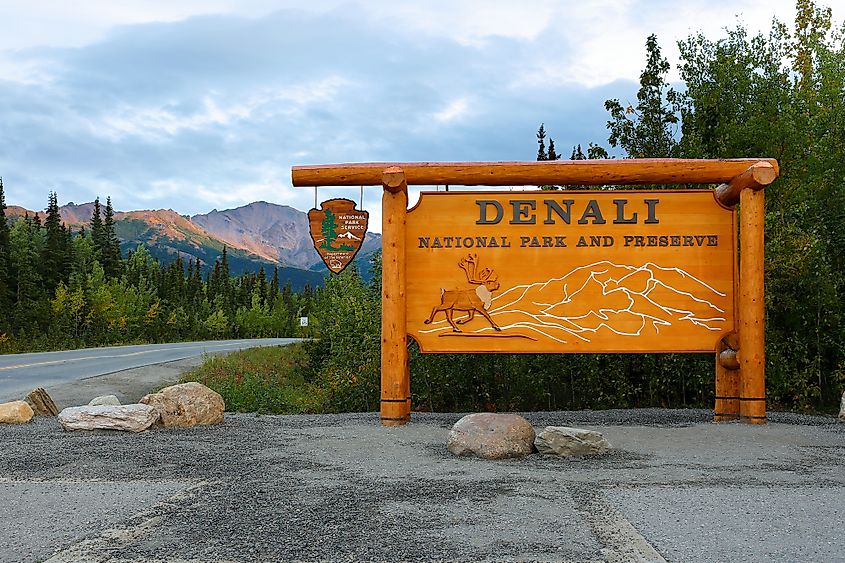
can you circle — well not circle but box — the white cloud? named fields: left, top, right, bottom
left=0, top=0, right=809, bottom=227
left=432, top=98, right=469, bottom=124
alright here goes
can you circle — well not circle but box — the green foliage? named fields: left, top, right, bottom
left=0, top=189, right=318, bottom=353
left=605, top=34, right=680, bottom=159
left=306, top=265, right=381, bottom=412
left=514, top=4, right=844, bottom=414
left=669, top=0, right=845, bottom=412
left=180, top=344, right=325, bottom=414
left=100, top=197, right=122, bottom=277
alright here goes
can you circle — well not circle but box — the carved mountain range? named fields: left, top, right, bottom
left=421, top=261, right=730, bottom=344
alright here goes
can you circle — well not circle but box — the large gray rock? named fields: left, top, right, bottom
left=0, top=400, right=34, bottom=424
left=535, top=426, right=611, bottom=456
left=89, top=395, right=121, bottom=407
left=140, top=382, right=225, bottom=428
left=58, top=405, right=159, bottom=432
left=447, top=413, right=535, bottom=460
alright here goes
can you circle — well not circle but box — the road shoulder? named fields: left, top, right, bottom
left=44, top=355, right=212, bottom=410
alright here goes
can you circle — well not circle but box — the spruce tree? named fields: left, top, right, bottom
left=41, top=191, right=69, bottom=294
left=220, top=246, right=230, bottom=279
left=101, top=197, right=122, bottom=277
left=90, top=197, right=104, bottom=258
left=0, top=178, right=10, bottom=324
left=10, top=219, right=46, bottom=331
left=270, top=266, right=280, bottom=300
left=536, top=124, right=548, bottom=161
left=547, top=138, right=560, bottom=160
left=191, top=259, right=203, bottom=305
left=257, top=266, right=268, bottom=306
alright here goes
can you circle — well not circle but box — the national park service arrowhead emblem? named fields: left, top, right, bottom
left=308, top=198, right=369, bottom=274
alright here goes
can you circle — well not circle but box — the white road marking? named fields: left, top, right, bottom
left=44, top=481, right=210, bottom=563
left=575, top=489, right=667, bottom=563
left=0, top=341, right=267, bottom=372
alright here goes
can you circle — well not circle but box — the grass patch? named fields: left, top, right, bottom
left=180, top=343, right=325, bottom=414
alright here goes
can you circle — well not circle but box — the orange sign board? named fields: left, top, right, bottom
left=406, top=191, right=736, bottom=353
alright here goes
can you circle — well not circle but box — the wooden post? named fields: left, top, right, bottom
left=380, top=167, right=410, bottom=425
left=739, top=188, right=766, bottom=423
left=714, top=334, right=740, bottom=421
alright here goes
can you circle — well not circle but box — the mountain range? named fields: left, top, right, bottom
left=7, top=201, right=382, bottom=289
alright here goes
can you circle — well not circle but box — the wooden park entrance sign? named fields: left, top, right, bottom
left=292, top=159, right=778, bottom=426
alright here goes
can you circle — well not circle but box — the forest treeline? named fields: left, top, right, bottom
left=0, top=187, right=314, bottom=353
left=304, top=0, right=845, bottom=414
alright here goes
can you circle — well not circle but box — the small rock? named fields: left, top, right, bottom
left=447, top=413, right=535, bottom=460
left=89, top=395, right=121, bottom=407
left=141, top=382, right=225, bottom=428
left=25, top=387, right=59, bottom=416
left=0, top=400, right=34, bottom=424
left=58, top=405, right=159, bottom=432
left=535, top=426, right=611, bottom=457
left=840, top=392, right=845, bottom=420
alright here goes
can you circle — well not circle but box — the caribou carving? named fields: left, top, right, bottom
left=424, top=254, right=501, bottom=332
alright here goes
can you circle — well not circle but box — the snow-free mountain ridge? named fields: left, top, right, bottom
left=7, top=200, right=382, bottom=287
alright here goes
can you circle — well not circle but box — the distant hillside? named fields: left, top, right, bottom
left=192, top=201, right=382, bottom=279
left=6, top=199, right=383, bottom=289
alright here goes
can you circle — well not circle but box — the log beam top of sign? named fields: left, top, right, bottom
left=714, top=162, right=779, bottom=207
left=292, top=158, right=780, bottom=187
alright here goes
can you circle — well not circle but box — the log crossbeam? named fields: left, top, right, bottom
left=292, top=158, right=779, bottom=188
left=715, top=161, right=778, bottom=207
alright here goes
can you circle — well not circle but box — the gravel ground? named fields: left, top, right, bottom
left=1, top=409, right=844, bottom=562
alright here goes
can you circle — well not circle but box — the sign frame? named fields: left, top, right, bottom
left=292, top=159, right=778, bottom=426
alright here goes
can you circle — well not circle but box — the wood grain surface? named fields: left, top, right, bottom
left=292, top=158, right=779, bottom=187
left=406, top=190, right=737, bottom=353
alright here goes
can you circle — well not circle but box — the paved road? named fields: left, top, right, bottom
left=0, top=409, right=843, bottom=562
left=0, top=338, right=299, bottom=403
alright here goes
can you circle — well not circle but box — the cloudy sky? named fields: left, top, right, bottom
left=0, top=0, right=798, bottom=229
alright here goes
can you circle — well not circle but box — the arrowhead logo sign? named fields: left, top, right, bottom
left=308, top=198, right=369, bottom=274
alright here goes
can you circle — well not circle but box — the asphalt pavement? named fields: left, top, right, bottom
left=0, top=338, right=300, bottom=403
left=1, top=409, right=843, bottom=562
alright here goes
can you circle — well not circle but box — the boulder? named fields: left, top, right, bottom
left=535, top=426, right=611, bottom=457
left=58, top=404, right=159, bottom=432
left=25, top=387, right=59, bottom=416
left=447, top=413, right=535, bottom=460
left=0, top=400, right=34, bottom=424
left=140, top=382, right=224, bottom=428
left=89, top=395, right=121, bottom=407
